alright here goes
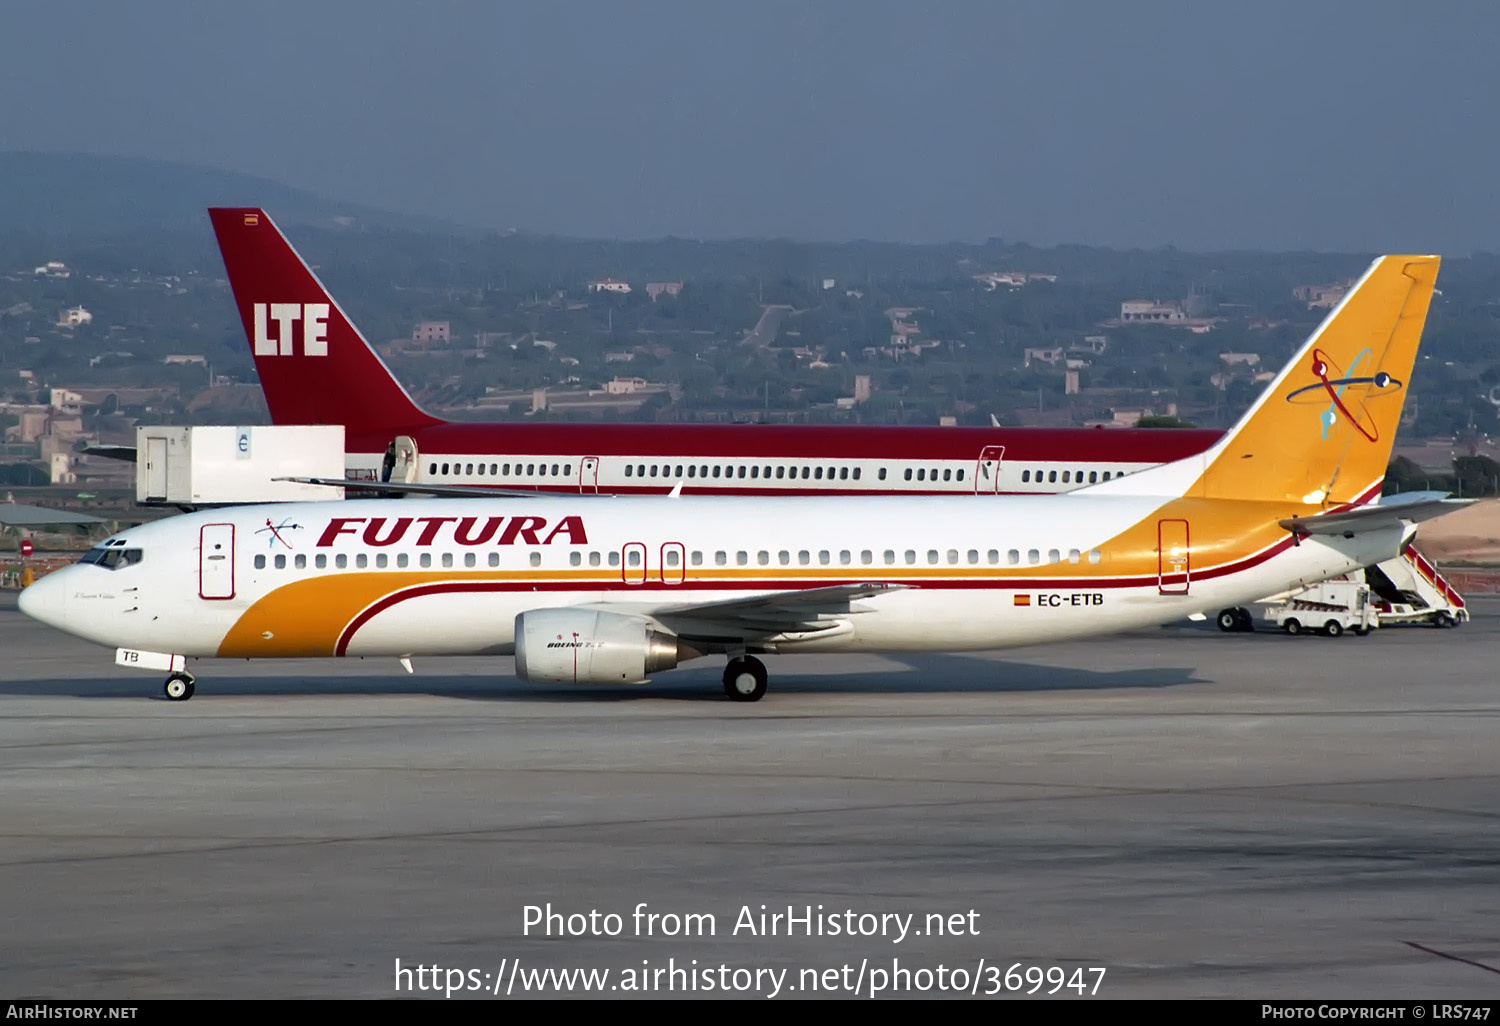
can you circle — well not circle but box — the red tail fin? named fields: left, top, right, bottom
left=208, top=207, right=439, bottom=439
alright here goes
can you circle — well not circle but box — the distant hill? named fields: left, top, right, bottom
left=0, top=152, right=452, bottom=235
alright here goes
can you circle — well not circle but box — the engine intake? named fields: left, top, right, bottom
left=514, top=609, right=694, bottom=684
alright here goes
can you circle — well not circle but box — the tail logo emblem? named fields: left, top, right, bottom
left=256, top=518, right=304, bottom=550
left=1283, top=347, right=1403, bottom=443
left=252, top=302, right=330, bottom=357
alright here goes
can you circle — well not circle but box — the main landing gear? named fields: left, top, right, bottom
left=164, top=671, right=196, bottom=701
left=1216, top=607, right=1255, bottom=633
left=722, top=656, right=768, bottom=703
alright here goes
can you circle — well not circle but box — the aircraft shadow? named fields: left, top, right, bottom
left=0, top=651, right=1209, bottom=703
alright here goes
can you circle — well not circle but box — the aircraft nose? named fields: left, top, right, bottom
left=18, top=568, right=69, bottom=630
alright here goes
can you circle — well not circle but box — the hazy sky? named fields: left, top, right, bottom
left=4, top=1, right=1498, bottom=250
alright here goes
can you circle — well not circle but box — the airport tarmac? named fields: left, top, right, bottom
left=2, top=592, right=1498, bottom=1000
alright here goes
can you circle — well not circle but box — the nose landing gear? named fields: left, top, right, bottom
left=164, top=672, right=196, bottom=701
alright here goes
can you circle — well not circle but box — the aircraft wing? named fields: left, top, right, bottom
left=649, top=582, right=910, bottom=635
left=1280, top=492, right=1473, bottom=537
left=274, top=476, right=625, bottom=499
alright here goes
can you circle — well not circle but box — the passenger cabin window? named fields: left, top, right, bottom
left=1022, top=470, right=1031, bottom=483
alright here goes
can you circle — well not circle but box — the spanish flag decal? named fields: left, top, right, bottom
left=1013, top=594, right=1030, bottom=607
left=243, top=213, right=259, bottom=226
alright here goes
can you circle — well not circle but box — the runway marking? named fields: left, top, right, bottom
left=1403, top=941, right=1500, bottom=976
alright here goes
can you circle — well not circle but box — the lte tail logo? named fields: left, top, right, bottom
left=253, top=302, right=330, bottom=357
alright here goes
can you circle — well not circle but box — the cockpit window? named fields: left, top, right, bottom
left=80, top=546, right=143, bottom=570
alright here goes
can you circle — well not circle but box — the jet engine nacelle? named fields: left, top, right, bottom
left=514, top=609, right=691, bottom=684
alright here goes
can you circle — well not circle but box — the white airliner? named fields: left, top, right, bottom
left=20, top=255, right=1461, bottom=702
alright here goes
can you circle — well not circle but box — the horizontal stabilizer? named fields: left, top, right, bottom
left=1279, top=492, right=1473, bottom=537
left=80, top=444, right=137, bottom=463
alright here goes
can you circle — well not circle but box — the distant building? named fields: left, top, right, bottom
left=588, top=278, right=631, bottom=294
left=1120, top=300, right=1185, bottom=322
left=973, top=271, right=1058, bottom=290
left=57, top=306, right=92, bottom=328
left=33, top=261, right=70, bottom=278
left=1218, top=352, right=1260, bottom=367
left=412, top=321, right=450, bottom=344
left=605, top=377, right=651, bottom=394
left=1024, top=347, right=1064, bottom=367
left=821, top=278, right=836, bottom=290
left=1293, top=280, right=1353, bottom=310
left=645, top=281, right=683, bottom=301
left=49, top=388, right=83, bottom=412
left=1064, top=370, right=1080, bottom=395
left=854, top=374, right=872, bottom=403
left=49, top=452, right=76, bottom=485
left=164, top=354, right=208, bottom=366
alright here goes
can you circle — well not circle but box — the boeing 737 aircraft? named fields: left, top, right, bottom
left=20, top=255, right=1459, bottom=702
left=200, top=209, right=1465, bottom=632
left=205, top=207, right=1221, bottom=495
